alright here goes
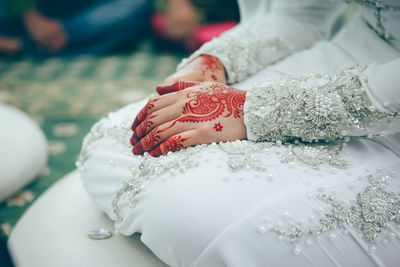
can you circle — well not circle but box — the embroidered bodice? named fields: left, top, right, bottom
left=178, top=0, right=400, bottom=84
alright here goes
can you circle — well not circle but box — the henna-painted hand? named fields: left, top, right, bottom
left=130, top=82, right=247, bottom=156
left=160, top=55, right=227, bottom=89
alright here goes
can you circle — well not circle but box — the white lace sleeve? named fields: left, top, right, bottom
left=178, top=0, right=345, bottom=84
left=244, top=59, right=400, bottom=142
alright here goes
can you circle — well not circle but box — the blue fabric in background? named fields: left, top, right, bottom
left=0, top=0, right=151, bottom=57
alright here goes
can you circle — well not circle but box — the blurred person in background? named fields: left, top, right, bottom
left=0, top=0, right=151, bottom=57
left=152, top=0, right=239, bottom=51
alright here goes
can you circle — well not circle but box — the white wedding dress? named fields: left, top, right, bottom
left=77, top=0, right=400, bottom=266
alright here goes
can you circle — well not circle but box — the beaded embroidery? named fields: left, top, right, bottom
left=244, top=67, right=397, bottom=142
left=281, top=143, right=348, bottom=170
left=110, top=140, right=351, bottom=220
left=76, top=102, right=142, bottom=171
left=178, top=0, right=399, bottom=84
left=76, top=95, right=352, bottom=222
left=177, top=19, right=290, bottom=84
left=271, top=173, right=400, bottom=243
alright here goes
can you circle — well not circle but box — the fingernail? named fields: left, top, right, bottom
left=131, top=132, right=138, bottom=145
left=130, top=136, right=134, bottom=146
left=131, top=147, right=136, bottom=155
left=131, top=117, right=141, bottom=130
left=150, top=146, right=161, bottom=157
left=133, top=143, right=143, bottom=155
left=156, top=84, right=175, bottom=95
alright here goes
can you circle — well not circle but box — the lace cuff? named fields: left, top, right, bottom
left=244, top=67, right=398, bottom=143
left=177, top=21, right=291, bottom=84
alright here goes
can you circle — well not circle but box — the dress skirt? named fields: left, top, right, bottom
left=78, top=16, right=400, bottom=266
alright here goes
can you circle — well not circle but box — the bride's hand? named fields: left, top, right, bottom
left=130, top=82, right=247, bottom=156
left=160, top=55, right=227, bottom=90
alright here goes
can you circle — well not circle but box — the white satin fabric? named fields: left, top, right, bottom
left=80, top=1, right=400, bottom=266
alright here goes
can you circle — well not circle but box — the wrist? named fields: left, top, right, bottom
left=198, top=54, right=227, bottom=83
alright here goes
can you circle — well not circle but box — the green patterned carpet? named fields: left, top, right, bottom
left=0, top=39, right=185, bottom=251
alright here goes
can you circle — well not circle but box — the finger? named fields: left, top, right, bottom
left=133, top=115, right=155, bottom=142
left=161, top=72, right=204, bottom=87
left=149, top=131, right=196, bottom=157
left=130, top=131, right=139, bottom=145
left=45, top=33, right=60, bottom=51
left=52, top=33, right=66, bottom=51
left=134, top=104, right=182, bottom=141
left=40, top=37, right=54, bottom=51
left=48, top=37, right=60, bottom=52
left=156, top=80, right=200, bottom=95
left=131, top=94, right=176, bottom=130
left=132, top=120, right=187, bottom=155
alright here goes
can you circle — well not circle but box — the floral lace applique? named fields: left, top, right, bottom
left=272, top=172, right=400, bottom=243
left=244, top=67, right=397, bottom=143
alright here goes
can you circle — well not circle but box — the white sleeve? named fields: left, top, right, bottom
left=178, top=0, right=345, bottom=84
left=243, top=58, right=400, bottom=142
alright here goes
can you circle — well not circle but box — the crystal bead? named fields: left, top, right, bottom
left=369, top=246, right=376, bottom=253
left=258, top=226, right=267, bottom=234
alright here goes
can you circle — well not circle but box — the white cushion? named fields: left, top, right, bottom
left=8, top=171, right=166, bottom=267
left=0, top=103, right=47, bottom=202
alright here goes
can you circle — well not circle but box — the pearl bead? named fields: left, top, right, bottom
left=258, top=226, right=266, bottom=234
left=369, top=246, right=376, bottom=253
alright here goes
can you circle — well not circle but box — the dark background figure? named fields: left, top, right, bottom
left=152, top=0, right=239, bottom=51
left=0, top=0, right=151, bottom=58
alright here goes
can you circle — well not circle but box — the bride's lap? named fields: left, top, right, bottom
left=80, top=22, right=400, bottom=265
left=80, top=99, right=400, bottom=266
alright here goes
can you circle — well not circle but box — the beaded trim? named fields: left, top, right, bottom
left=244, top=67, right=397, bottom=143
left=111, top=140, right=349, bottom=221
left=271, top=171, right=400, bottom=243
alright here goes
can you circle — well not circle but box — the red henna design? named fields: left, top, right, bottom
left=170, top=84, right=245, bottom=127
left=149, top=135, right=190, bottom=157
left=133, top=127, right=162, bottom=155
left=199, top=55, right=223, bottom=77
left=132, top=99, right=158, bottom=129
left=157, top=81, right=200, bottom=95
left=130, top=132, right=139, bottom=145
left=214, top=123, right=223, bottom=132
left=135, top=114, right=157, bottom=139
left=211, top=75, right=217, bottom=81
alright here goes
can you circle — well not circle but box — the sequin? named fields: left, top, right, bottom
left=88, top=228, right=113, bottom=240
left=244, top=67, right=397, bottom=143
